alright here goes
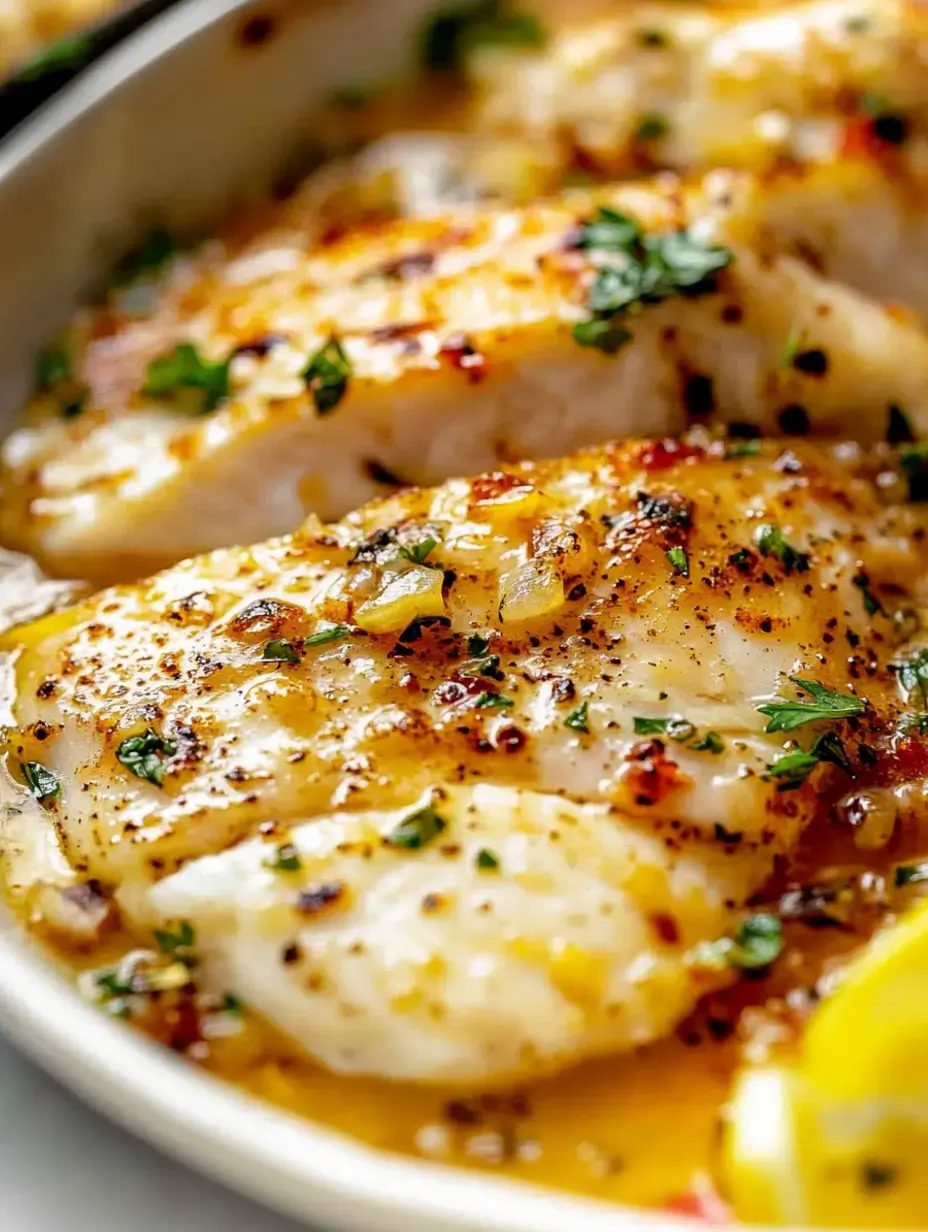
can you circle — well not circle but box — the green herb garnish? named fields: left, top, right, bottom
left=754, top=524, right=811, bottom=575
left=729, top=914, right=784, bottom=969
left=154, top=920, right=195, bottom=956
left=633, top=715, right=696, bottom=740
left=895, top=862, right=928, bottom=887
left=304, top=624, right=352, bottom=648
left=898, top=442, right=928, bottom=502
left=399, top=537, right=439, bottom=565
left=575, top=207, right=642, bottom=253
left=897, top=648, right=928, bottom=706
left=726, top=438, right=761, bottom=459
left=385, top=804, right=448, bottom=849
left=303, top=337, right=351, bottom=414
left=852, top=572, right=887, bottom=618
left=114, top=228, right=176, bottom=284
left=475, top=692, right=514, bottom=709
left=18, top=32, right=91, bottom=80
left=267, top=843, right=302, bottom=872
left=564, top=701, right=590, bottom=733
left=115, top=728, right=178, bottom=787
left=36, top=348, right=71, bottom=389
left=221, top=993, right=244, bottom=1015
left=692, top=913, right=784, bottom=972
left=21, top=761, right=59, bottom=801
left=691, top=731, right=724, bottom=754
left=420, top=1, right=545, bottom=73
left=758, top=678, right=866, bottom=733
left=263, top=639, right=301, bottom=663
left=572, top=207, right=732, bottom=354
left=571, top=318, right=633, bottom=354
left=476, top=848, right=500, bottom=871
left=766, top=732, right=851, bottom=790
left=666, top=546, right=689, bottom=578
left=634, top=114, right=669, bottom=142
left=143, top=342, right=230, bottom=412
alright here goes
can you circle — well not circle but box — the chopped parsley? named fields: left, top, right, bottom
left=460, top=635, right=503, bottom=680
left=267, top=843, right=302, bottom=872
left=36, top=348, right=71, bottom=389
left=572, top=318, right=632, bottom=354
left=18, top=31, right=91, bottom=80
left=691, top=731, right=724, bottom=754
left=634, top=114, right=669, bottom=143
left=666, top=545, right=689, bottom=578
left=115, top=728, right=177, bottom=787
left=476, top=848, right=500, bottom=871
left=114, top=228, right=176, bottom=284
left=303, top=337, right=351, bottom=414
left=896, top=647, right=928, bottom=706
left=693, top=913, right=783, bottom=972
left=574, top=207, right=642, bottom=252
left=633, top=715, right=695, bottom=740
left=895, top=862, right=928, bottom=888
left=779, top=328, right=805, bottom=369
left=399, top=537, right=439, bottom=565
left=97, top=970, right=133, bottom=998
left=899, top=442, right=928, bottom=502
left=730, top=914, right=784, bottom=969
left=766, top=732, right=851, bottom=790
left=21, top=761, right=59, bottom=800
left=35, top=346, right=88, bottom=418
left=758, top=677, right=866, bottom=732
left=385, top=804, right=448, bottom=849
left=898, top=712, right=928, bottom=737
left=725, top=438, right=761, bottom=460
left=221, top=993, right=244, bottom=1015
left=633, top=716, right=723, bottom=753
left=154, top=920, right=195, bottom=957
left=143, top=342, right=230, bottom=412
left=263, top=639, right=301, bottom=663
left=475, top=692, right=514, bottom=709
left=304, top=624, right=352, bottom=648
left=564, top=701, right=590, bottom=733
left=754, top=524, right=810, bottom=575
left=571, top=206, right=732, bottom=353
left=852, top=572, right=887, bottom=618
left=420, top=1, right=545, bottom=73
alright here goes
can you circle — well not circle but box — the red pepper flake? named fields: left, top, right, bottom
left=637, top=439, right=701, bottom=472
left=440, top=334, right=487, bottom=383
left=623, top=739, right=687, bottom=806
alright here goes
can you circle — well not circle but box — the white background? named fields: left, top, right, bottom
left=0, top=1034, right=308, bottom=1231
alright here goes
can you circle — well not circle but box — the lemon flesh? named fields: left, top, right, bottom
left=725, top=899, right=928, bottom=1226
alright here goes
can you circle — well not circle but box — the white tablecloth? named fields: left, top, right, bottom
left=0, top=1034, right=308, bottom=1231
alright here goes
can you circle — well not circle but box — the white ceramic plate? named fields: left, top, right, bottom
left=0, top=1, right=681, bottom=1227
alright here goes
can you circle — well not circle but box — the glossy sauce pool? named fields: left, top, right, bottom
left=4, top=797, right=904, bottom=1214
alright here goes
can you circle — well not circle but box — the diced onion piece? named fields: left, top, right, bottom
left=145, top=961, right=194, bottom=993
left=498, top=559, right=565, bottom=624
left=355, top=566, right=446, bottom=633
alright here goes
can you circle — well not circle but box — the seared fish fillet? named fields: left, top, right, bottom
left=471, top=0, right=928, bottom=176
left=5, top=165, right=928, bottom=581
left=6, top=436, right=926, bottom=1083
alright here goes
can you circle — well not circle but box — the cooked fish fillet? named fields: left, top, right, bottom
left=6, top=436, right=925, bottom=1082
left=471, top=0, right=928, bottom=176
left=5, top=164, right=928, bottom=582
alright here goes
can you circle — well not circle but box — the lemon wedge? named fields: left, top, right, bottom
left=725, top=899, right=928, bottom=1226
